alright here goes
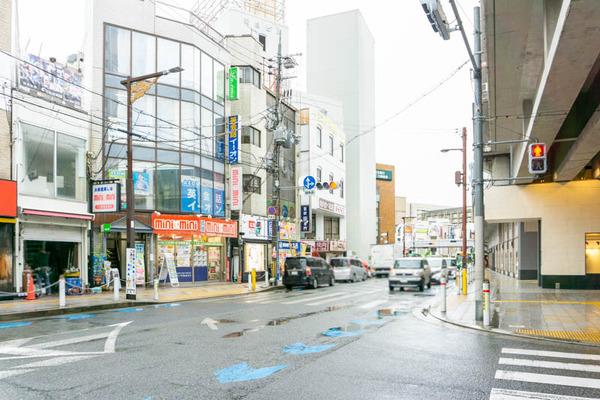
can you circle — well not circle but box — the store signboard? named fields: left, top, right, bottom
left=181, top=176, right=200, bottom=213
left=0, top=180, right=17, bottom=217
left=92, top=182, right=120, bottom=213
left=126, top=248, right=136, bottom=297
left=228, top=67, right=239, bottom=100
left=376, top=169, right=393, bottom=181
left=201, top=179, right=213, bottom=215
left=278, top=241, right=301, bottom=252
left=330, top=240, right=346, bottom=251
left=240, top=214, right=270, bottom=240
left=228, top=115, right=240, bottom=164
left=230, top=166, right=242, bottom=210
left=300, top=205, right=310, bottom=233
left=279, top=222, right=297, bottom=240
left=152, top=215, right=200, bottom=235
left=317, top=198, right=345, bottom=216
left=314, top=240, right=329, bottom=253
left=214, top=181, right=225, bottom=217
left=199, top=217, right=237, bottom=238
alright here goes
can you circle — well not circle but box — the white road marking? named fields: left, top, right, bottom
left=0, top=369, right=35, bottom=380
left=495, top=370, right=600, bottom=390
left=14, top=355, right=96, bottom=369
left=283, top=292, right=347, bottom=304
left=502, top=348, right=600, bottom=361
left=360, top=299, right=388, bottom=309
left=490, top=388, right=598, bottom=399
left=499, top=357, right=600, bottom=373
left=201, top=317, right=218, bottom=331
left=307, top=292, right=358, bottom=306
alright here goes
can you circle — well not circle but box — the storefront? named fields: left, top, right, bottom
left=239, top=214, right=271, bottom=282
left=152, top=215, right=236, bottom=284
left=0, top=180, right=17, bottom=293
left=275, top=221, right=300, bottom=278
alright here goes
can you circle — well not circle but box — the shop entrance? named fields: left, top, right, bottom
left=24, top=241, right=79, bottom=291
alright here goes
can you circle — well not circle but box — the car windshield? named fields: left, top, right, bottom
left=428, top=259, right=444, bottom=268
left=330, top=259, right=349, bottom=267
left=285, top=258, right=306, bottom=269
left=394, top=259, right=422, bottom=269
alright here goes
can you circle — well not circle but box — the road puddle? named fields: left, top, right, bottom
left=267, top=318, right=290, bottom=326
left=377, top=308, right=404, bottom=317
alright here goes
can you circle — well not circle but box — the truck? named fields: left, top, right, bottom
left=369, top=244, right=403, bottom=277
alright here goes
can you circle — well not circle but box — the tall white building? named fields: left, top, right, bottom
left=306, top=10, right=376, bottom=261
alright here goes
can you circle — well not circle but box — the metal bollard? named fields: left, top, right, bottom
left=483, top=280, right=490, bottom=326
left=457, top=270, right=462, bottom=294
left=154, top=279, right=159, bottom=300
left=265, top=268, right=269, bottom=286
left=462, top=268, right=467, bottom=295
left=251, top=269, right=256, bottom=291
left=114, top=277, right=119, bottom=302
left=441, top=272, right=447, bottom=313
left=59, top=275, right=66, bottom=308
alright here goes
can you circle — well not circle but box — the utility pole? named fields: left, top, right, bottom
left=271, top=34, right=283, bottom=285
left=461, top=127, right=468, bottom=295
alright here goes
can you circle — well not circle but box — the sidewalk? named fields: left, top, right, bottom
left=0, top=281, right=279, bottom=322
left=429, top=269, right=600, bottom=345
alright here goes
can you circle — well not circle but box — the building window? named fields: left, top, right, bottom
left=288, top=160, right=295, bottom=180
left=21, top=123, right=86, bottom=201
left=329, top=173, right=334, bottom=194
left=242, top=126, right=261, bottom=147
left=243, top=174, right=261, bottom=194
left=300, top=108, right=309, bottom=125
left=240, top=66, right=261, bottom=88
left=339, top=179, right=344, bottom=198
left=316, top=167, right=322, bottom=182
left=329, top=135, right=334, bottom=156
left=340, top=144, right=344, bottom=162
left=324, top=217, right=340, bottom=240
left=317, top=126, right=322, bottom=148
left=258, top=34, right=266, bottom=51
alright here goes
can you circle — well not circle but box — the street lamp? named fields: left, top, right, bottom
left=441, top=127, right=467, bottom=295
left=120, top=67, right=183, bottom=299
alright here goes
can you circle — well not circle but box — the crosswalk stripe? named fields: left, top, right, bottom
left=306, top=292, right=358, bottom=306
left=502, top=348, right=600, bottom=361
left=499, top=357, right=600, bottom=373
left=495, top=370, right=600, bottom=390
left=360, top=299, right=388, bottom=309
left=282, top=292, right=346, bottom=305
left=490, top=388, right=598, bottom=399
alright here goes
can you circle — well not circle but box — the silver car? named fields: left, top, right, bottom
left=388, top=258, right=431, bottom=291
left=330, top=257, right=367, bottom=282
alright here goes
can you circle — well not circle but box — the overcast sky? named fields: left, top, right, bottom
left=16, top=0, right=479, bottom=207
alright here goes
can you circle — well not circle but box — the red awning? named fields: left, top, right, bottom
left=22, top=209, right=94, bottom=221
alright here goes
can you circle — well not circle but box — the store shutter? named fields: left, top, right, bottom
left=22, top=223, right=83, bottom=243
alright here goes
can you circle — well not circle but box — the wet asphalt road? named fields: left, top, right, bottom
left=1, top=278, right=600, bottom=399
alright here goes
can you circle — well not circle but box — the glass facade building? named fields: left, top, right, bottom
left=103, top=25, right=226, bottom=216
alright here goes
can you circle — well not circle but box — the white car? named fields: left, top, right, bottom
left=330, top=257, right=367, bottom=282
left=389, top=258, right=431, bottom=291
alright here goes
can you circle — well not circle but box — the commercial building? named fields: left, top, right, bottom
left=481, top=1, right=600, bottom=287
left=376, top=164, right=395, bottom=244
left=306, top=10, right=377, bottom=261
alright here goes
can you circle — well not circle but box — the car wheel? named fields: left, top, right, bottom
left=311, top=278, right=318, bottom=289
left=427, top=280, right=431, bottom=289
left=389, top=285, right=394, bottom=292
left=419, top=282, right=424, bottom=292
left=352, top=274, right=357, bottom=283
left=285, top=285, right=292, bottom=290
left=329, top=276, right=335, bottom=287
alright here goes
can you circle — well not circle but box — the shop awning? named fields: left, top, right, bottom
left=108, top=217, right=153, bottom=233
left=22, top=209, right=94, bottom=220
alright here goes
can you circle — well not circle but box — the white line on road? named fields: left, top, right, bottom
left=490, top=388, right=598, bottom=400
left=14, top=355, right=97, bottom=369
left=307, top=292, right=359, bottom=306
left=360, top=299, right=388, bottom=309
left=0, top=369, right=35, bottom=380
left=283, top=292, right=347, bottom=304
left=495, top=370, right=600, bottom=390
left=499, top=357, right=600, bottom=373
left=502, top=348, right=600, bottom=361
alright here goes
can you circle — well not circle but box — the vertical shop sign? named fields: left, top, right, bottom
left=126, top=248, right=136, bottom=298
left=228, top=115, right=240, bottom=164
left=214, top=181, right=225, bottom=217
left=181, top=176, right=200, bottom=213
left=135, top=243, right=145, bottom=285
left=230, top=166, right=242, bottom=211
left=229, top=67, right=239, bottom=100
left=215, top=117, right=225, bottom=161
left=300, top=205, right=310, bottom=233
left=201, top=179, right=213, bottom=215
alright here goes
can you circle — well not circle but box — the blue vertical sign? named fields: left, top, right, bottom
left=300, top=205, right=310, bottom=233
left=228, top=115, right=240, bottom=164
left=215, top=117, right=225, bottom=161
left=201, top=180, right=213, bottom=215
left=181, top=176, right=200, bottom=213
left=214, top=186, right=224, bottom=217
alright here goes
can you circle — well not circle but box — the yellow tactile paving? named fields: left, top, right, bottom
left=516, top=329, right=600, bottom=343
left=492, top=300, right=600, bottom=309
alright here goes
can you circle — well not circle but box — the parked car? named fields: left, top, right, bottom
left=426, top=257, right=449, bottom=284
left=330, top=257, right=367, bottom=282
left=283, top=256, right=335, bottom=290
left=448, top=259, right=457, bottom=279
left=388, top=258, right=431, bottom=292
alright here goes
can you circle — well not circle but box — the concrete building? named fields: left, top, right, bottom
left=395, top=196, right=407, bottom=226
left=376, top=164, right=395, bottom=244
left=481, top=0, right=600, bottom=288
left=306, top=10, right=376, bottom=260
left=295, top=91, right=347, bottom=261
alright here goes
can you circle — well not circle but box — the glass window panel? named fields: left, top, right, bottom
left=202, top=156, right=213, bottom=171
left=201, top=52, right=213, bottom=98
left=202, top=169, right=213, bottom=181
left=133, top=161, right=155, bottom=210
left=132, top=94, right=155, bottom=145
left=22, top=123, right=55, bottom=197
left=104, top=88, right=127, bottom=140
left=57, top=133, right=86, bottom=200
left=201, top=95, right=212, bottom=110
left=157, top=84, right=180, bottom=99
left=157, top=149, right=180, bottom=164
left=214, top=102, right=224, bottom=116
left=157, top=97, right=179, bottom=150
left=214, top=62, right=224, bottom=103
left=105, top=143, right=127, bottom=159
left=105, top=26, right=130, bottom=76
left=215, top=117, right=225, bottom=161
left=156, top=163, right=180, bottom=211
left=181, top=44, right=199, bottom=90
left=181, top=101, right=200, bottom=153
left=214, top=162, right=224, bottom=174
left=181, top=152, right=200, bottom=166
left=132, top=32, right=155, bottom=77
left=105, top=74, right=124, bottom=89
left=201, top=108, right=213, bottom=156
left=132, top=146, right=155, bottom=161
left=182, top=89, right=200, bottom=104
left=157, top=38, right=180, bottom=86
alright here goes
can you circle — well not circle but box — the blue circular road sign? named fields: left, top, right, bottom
left=268, top=206, right=276, bottom=215
left=303, top=175, right=316, bottom=190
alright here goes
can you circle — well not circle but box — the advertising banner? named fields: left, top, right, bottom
left=228, top=67, right=239, bottom=100
left=214, top=181, right=225, bottom=217
left=92, top=182, right=120, bottom=213
left=133, top=172, right=150, bottom=195
left=228, top=115, right=240, bottom=164
left=181, top=176, right=200, bottom=213
left=126, top=248, right=137, bottom=296
left=230, top=166, right=242, bottom=211
left=245, top=243, right=265, bottom=271
left=135, top=243, right=145, bottom=285
left=215, top=117, right=225, bottom=161
left=300, top=205, right=310, bottom=233
left=201, top=179, right=213, bottom=215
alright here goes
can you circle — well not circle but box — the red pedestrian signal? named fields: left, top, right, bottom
left=531, top=144, right=545, bottom=158
left=528, top=142, right=547, bottom=174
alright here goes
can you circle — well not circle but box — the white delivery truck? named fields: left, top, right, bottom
left=369, top=244, right=403, bottom=277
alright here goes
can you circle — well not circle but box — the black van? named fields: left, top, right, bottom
left=283, top=257, right=335, bottom=290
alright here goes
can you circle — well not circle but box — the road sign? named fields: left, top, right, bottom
left=267, top=206, right=276, bottom=215
left=303, top=189, right=315, bottom=195
left=267, top=215, right=276, bottom=220
left=303, top=175, right=316, bottom=190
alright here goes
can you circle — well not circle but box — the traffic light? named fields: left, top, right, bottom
left=315, top=181, right=338, bottom=190
left=528, top=143, right=547, bottom=174
left=255, top=221, right=261, bottom=234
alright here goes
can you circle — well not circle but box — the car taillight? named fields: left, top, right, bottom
left=305, top=266, right=311, bottom=276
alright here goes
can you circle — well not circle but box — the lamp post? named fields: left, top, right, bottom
left=120, top=67, right=183, bottom=299
left=441, top=127, right=468, bottom=294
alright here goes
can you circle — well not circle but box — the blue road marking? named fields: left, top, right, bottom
left=351, top=319, right=387, bottom=326
left=214, top=362, right=288, bottom=383
left=54, top=314, right=95, bottom=320
left=152, top=303, right=181, bottom=308
left=0, top=322, right=32, bottom=329
left=281, top=342, right=335, bottom=354
left=322, top=328, right=364, bottom=338
left=110, top=308, right=143, bottom=313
